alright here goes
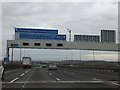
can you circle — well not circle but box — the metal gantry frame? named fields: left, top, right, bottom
left=6, top=40, right=119, bottom=62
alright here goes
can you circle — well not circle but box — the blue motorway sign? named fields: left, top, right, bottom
left=19, top=33, right=66, bottom=40
left=15, top=28, right=58, bottom=34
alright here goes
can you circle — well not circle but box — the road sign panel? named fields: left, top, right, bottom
left=15, top=28, right=58, bottom=34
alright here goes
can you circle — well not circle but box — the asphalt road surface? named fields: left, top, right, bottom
left=2, top=67, right=119, bottom=89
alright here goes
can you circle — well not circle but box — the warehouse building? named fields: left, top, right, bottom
left=74, top=35, right=100, bottom=42
left=101, top=30, right=116, bottom=43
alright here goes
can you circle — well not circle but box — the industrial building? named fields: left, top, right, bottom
left=74, top=30, right=116, bottom=43
left=74, top=35, right=100, bottom=42
left=101, top=30, right=116, bottom=43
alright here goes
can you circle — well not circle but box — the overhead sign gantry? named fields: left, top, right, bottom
left=6, top=28, right=119, bottom=62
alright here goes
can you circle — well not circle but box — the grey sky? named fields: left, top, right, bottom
left=1, top=1, right=119, bottom=61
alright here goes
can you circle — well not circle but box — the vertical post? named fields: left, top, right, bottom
left=11, top=46, right=13, bottom=63
left=6, top=47, right=9, bottom=62
left=6, top=40, right=9, bottom=62
left=67, top=28, right=71, bottom=42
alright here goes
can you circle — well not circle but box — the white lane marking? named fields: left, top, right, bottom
left=25, top=69, right=31, bottom=73
left=49, top=73, right=52, bottom=75
left=104, top=81, right=120, bottom=86
left=20, top=73, right=25, bottom=77
left=92, top=78, right=101, bottom=81
left=46, top=71, right=48, bottom=72
left=8, top=69, right=31, bottom=84
left=23, top=69, right=34, bottom=88
left=93, top=78, right=120, bottom=86
left=56, top=78, right=60, bottom=81
left=10, top=78, right=18, bottom=83
left=110, top=81, right=120, bottom=86
left=3, top=80, right=103, bottom=84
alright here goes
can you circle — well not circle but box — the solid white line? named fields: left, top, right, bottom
left=93, top=77, right=120, bottom=86
left=92, top=78, right=101, bottom=81
left=25, top=69, right=31, bottom=73
left=3, top=80, right=103, bottom=84
left=10, top=78, right=18, bottom=83
left=111, top=82, right=119, bottom=86
left=20, top=73, right=25, bottom=77
left=108, top=81, right=120, bottom=86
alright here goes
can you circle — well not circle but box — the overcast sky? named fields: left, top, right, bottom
left=1, top=1, right=119, bottom=61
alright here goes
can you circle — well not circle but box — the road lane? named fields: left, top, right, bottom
left=2, top=67, right=119, bottom=88
left=3, top=68, right=30, bottom=82
left=59, top=68, right=118, bottom=81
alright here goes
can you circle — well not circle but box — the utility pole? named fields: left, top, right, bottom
left=67, top=28, right=71, bottom=42
left=11, top=27, right=16, bottom=63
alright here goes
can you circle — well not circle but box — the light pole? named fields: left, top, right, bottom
left=67, top=28, right=71, bottom=42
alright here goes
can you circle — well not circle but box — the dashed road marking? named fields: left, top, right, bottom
left=22, top=69, right=34, bottom=88
left=3, top=80, right=104, bottom=84
left=10, top=78, right=18, bottom=83
left=21, top=73, right=25, bottom=77
left=56, top=78, right=60, bottom=81
left=25, top=69, right=31, bottom=73
left=49, top=73, right=52, bottom=75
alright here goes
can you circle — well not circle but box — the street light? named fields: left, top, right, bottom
left=67, top=28, right=71, bottom=42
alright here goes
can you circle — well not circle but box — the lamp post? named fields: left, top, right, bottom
left=67, top=28, right=71, bottom=42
